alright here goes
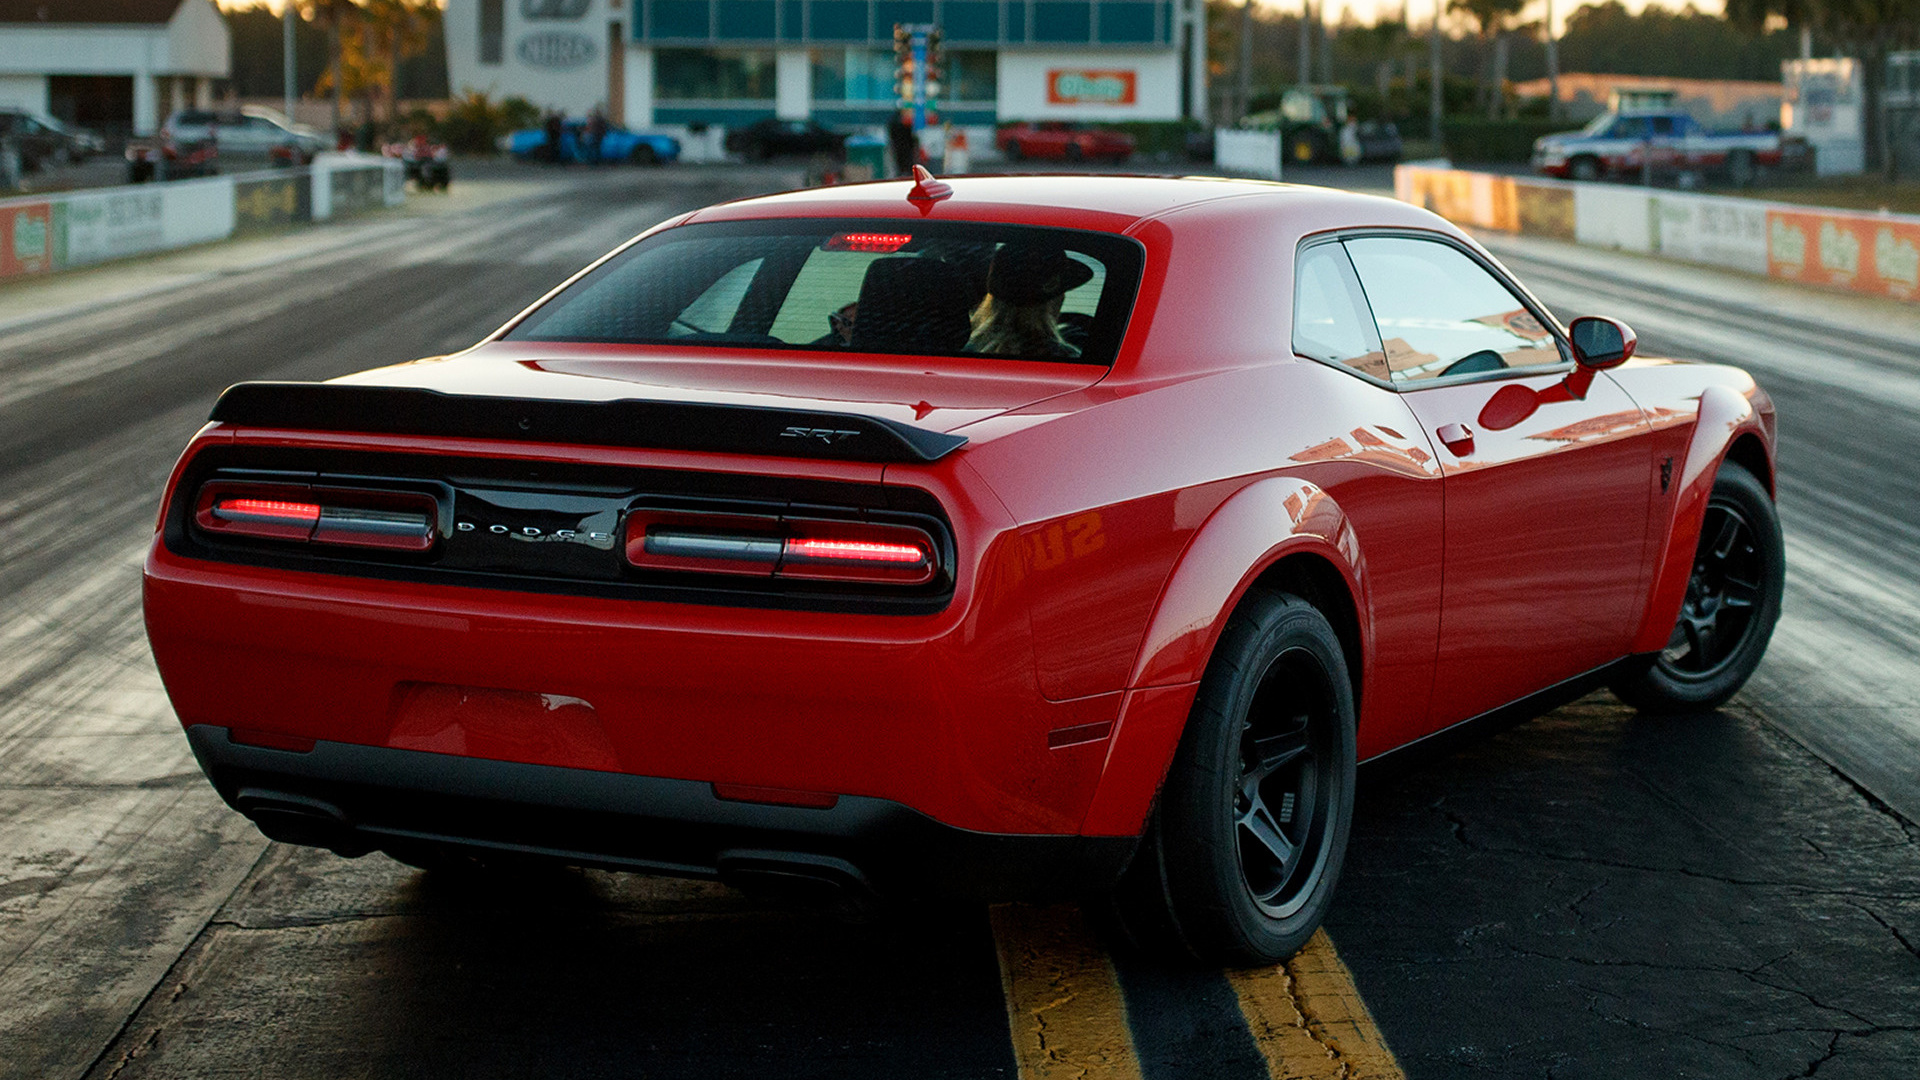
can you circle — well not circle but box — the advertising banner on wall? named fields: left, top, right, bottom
left=1047, top=70, right=1137, bottom=106
left=60, top=187, right=167, bottom=266
left=233, top=172, right=313, bottom=233
left=0, top=201, right=54, bottom=279
left=1652, top=194, right=1769, bottom=274
left=1768, top=207, right=1920, bottom=300
left=61, top=179, right=234, bottom=267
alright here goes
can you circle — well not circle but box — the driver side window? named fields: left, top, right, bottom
left=1342, top=236, right=1563, bottom=383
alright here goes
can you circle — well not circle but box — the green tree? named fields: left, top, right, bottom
left=1450, top=0, right=1526, bottom=117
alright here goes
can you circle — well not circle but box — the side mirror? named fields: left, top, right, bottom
left=1568, top=316, right=1636, bottom=369
left=1476, top=316, right=1638, bottom=432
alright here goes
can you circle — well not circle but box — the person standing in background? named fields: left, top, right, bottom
left=543, top=110, right=566, bottom=164
left=887, top=110, right=917, bottom=177
left=585, top=108, right=609, bottom=165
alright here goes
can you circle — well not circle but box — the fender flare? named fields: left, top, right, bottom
left=1628, top=382, right=1773, bottom=653
left=1079, top=476, right=1371, bottom=836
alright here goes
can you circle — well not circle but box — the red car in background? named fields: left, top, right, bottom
left=997, top=122, right=1134, bottom=163
left=144, top=174, right=1782, bottom=965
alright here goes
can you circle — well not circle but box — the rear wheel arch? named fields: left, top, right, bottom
left=1082, top=478, right=1372, bottom=838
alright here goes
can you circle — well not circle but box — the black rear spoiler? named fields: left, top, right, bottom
left=207, top=382, right=968, bottom=464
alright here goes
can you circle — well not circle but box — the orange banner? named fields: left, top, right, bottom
left=0, top=201, right=53, bottom=279
left=1766, top=207, right=1920, bottom=301
left=1046, top=70, right=1137, bottom=106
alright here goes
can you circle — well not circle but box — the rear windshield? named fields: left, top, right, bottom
left=505, top=219, right=1146, bottom=366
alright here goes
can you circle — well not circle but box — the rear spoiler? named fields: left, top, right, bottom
left=207, top=382, right=968, bottom=464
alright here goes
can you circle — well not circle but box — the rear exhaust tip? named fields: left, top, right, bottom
left=234, top=787, right=372, bottom=857
left=717, top=849, right=880, bottom=918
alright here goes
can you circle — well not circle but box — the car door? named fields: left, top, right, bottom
left=1341, top=233, right=1653, bottom=730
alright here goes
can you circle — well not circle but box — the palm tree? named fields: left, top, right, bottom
left=1449, top=0, right=1525, bottom=119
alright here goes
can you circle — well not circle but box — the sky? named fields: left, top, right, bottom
left=213, top=0, right=1726, bottom=38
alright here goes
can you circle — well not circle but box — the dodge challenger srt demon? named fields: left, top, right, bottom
left=143, top=172, right=1783, bottom=965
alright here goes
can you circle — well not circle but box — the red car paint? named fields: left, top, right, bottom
left=142, top=175, right=1775, bottom=888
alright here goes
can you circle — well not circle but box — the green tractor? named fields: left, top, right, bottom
left=1240, top=85, right=1352, bottom=165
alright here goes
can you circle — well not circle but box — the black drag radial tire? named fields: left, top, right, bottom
left=1099, top=591, right=1356, bottom=966
left=1610, top=462, right=1784, bottom=713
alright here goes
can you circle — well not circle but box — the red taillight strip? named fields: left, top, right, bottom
left=783, top=537, right=927, bottom=565
left=214, top=498, right=322, bottom=526
left=625, top=510, right=938, bottom=586
left=195, top=481, right=438, bottom=552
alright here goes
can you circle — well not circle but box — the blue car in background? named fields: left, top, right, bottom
left=505, top=122, right=681, bottom=165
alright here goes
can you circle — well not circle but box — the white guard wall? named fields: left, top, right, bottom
left=996, top=50, right=1181, bottom=122
left=0, top=75, right=48, bottom=115
left=446, top=0, right=616, bottom=115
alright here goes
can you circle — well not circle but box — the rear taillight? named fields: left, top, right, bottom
left=194, top=481, right=437, bottom=552
left=625, top=509, right=938, bottom=586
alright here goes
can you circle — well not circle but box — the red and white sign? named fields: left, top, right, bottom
left=1047, top=70, right=1137, bottom=106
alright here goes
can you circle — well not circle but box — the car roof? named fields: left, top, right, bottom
left=685, top=174, right=1450, bottom=236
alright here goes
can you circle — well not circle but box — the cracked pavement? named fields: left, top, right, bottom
left=1330, top=696, right=1920, bottom=1079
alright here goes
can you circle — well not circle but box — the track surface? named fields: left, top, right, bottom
left=2, top=165, right=1916, bottom=1079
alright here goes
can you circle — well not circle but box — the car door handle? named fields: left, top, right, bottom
left=1436, top=422, right=1475, bottom=456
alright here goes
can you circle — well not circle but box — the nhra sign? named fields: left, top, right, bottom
left=1047, top=70, right=1137, bottom=106
left=517, top=31, right=597, bottom=70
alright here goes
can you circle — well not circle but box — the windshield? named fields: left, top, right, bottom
left=1578, top=114, right=1614, bottom=137
left=506, top=219, right=1146, bottom=366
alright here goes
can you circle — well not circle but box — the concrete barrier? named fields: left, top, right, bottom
left=0, top=158, right=404, bottom=283
left=1396, top=162, right=1920, bottom=303
left=1215, top=129, right=1283, bottom=180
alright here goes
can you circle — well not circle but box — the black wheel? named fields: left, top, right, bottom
left=1610, top=463, right=1782, bottom=713
left=629, top=143, right=658, bottom=166
left=1104, top=592, right=1356, bottom=965
left=1063, top=141, right=1084, bottom=162
left=1003, top=140, right=1024, bottom=162
left=1569, top=155, right=1601, bottom=182
left=1727, top=149, right=1756, bottom=188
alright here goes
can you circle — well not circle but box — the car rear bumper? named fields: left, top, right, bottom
left=186, top=724, right=1135, bottom=902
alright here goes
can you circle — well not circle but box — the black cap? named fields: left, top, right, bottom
left=987, top=245, right=1094, bottom=305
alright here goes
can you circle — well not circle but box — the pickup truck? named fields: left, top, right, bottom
left=1531, top=110, right=1805, bottom=186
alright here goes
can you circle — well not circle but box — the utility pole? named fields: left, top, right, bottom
left=1298, top=0, right=1312, bottom=86
left=1429, top=0, right=1443, bottom=143
left=1236, top=0, right=1252, bottom=122
left=283, top=0, right=297, bottom=122
left=1543, top=0, right=1559, bottom=122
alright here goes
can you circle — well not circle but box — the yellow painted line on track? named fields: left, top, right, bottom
left=992, top=905, right=1401, bottom=1080
left=1228, top=930, right=1406, bottom=1080
left=991, top=904, right=1146, bottom=1080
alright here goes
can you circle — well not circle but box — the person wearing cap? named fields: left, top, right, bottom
left=968, top=244, right=1093, bottom=358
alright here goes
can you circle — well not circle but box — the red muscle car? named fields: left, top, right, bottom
left=997, top=122, right=1135, bottom=163
left=144, top=174, right=1782, bottom=965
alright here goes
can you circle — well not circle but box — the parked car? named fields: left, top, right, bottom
left=143, top=175, right=1782, bottom=966
left=125, top=136, right=218, bottom=182
left=1532, top=109, right=1808, bottom=186
left=164, top=107, right=326, bottom=162
left=505, top=121, right=681, bottom=165
left=0, top=109, right=100, bottom=170
left=724, top=118, right=846, bottom=161
left=997, top=122, right=1134, bottom=163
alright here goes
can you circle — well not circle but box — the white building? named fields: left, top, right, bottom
left=0, top=0, right=231, bottom=138
left=444, top=0, right=1205, bottom=131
